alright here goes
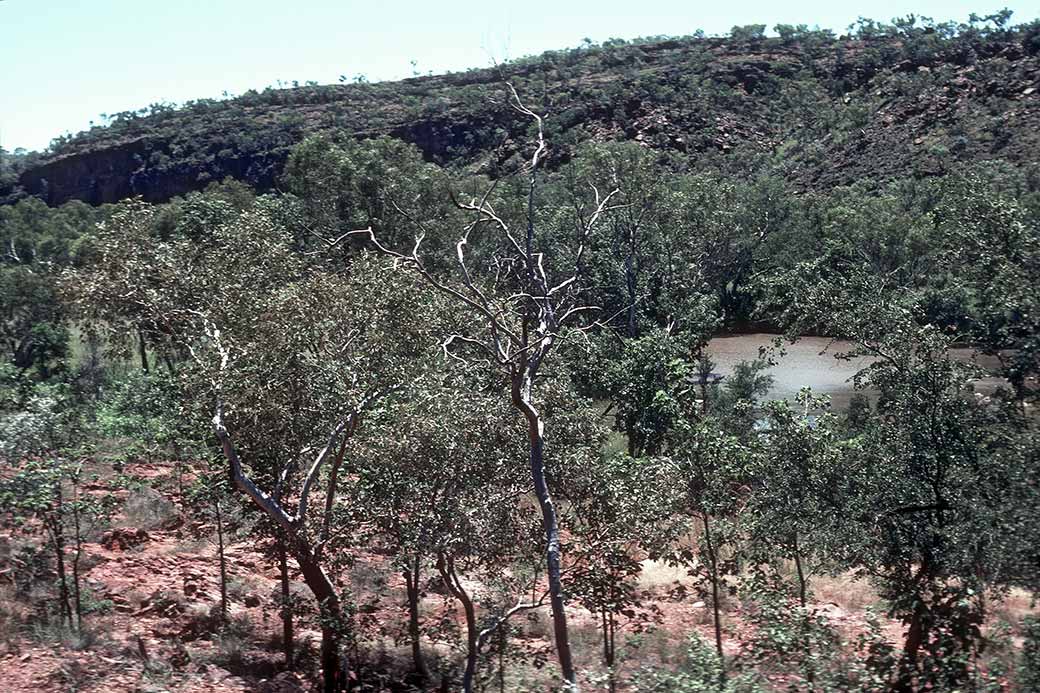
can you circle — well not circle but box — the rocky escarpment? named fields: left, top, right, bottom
left=11, top=25, right=1040, bottom=206
left=18, top=137, right=288, bottom=206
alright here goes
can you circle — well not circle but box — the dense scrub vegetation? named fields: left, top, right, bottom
left=2, top=12, right=1040, bottom=693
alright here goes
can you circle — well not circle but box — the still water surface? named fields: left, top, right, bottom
left=706, top=334, right=1001, bottom=410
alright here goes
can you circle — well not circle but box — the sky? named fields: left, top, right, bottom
left=1, top=0, right=1036, bottom=152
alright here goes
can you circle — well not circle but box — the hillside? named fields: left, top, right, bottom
left=6, top=18, right=1040, bottom=206
left=4, top=14, right=1040, bottom=693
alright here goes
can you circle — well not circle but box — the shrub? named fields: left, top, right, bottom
left=634, top=634, right=765, bottom=692
left=1021, top=617, right=1040, bottom=690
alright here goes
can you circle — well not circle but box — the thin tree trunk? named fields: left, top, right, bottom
left=702, top=513, right=725, bottom=671
left=895, top=560, right=934, bottom=693
left=215, top=497, right=229, bottom=623
left=49, top=481, right=73, bottom=629
left=793, top=535, right=808, bottom=609
left=438, top=554, right=477, bottom=693
left=137, top=328, right=150, bottom=373
left=497, top=623, right=507, bottom=693
left=279, top=541, right=294, bottom=669
left=624, top=241, right=637, bottom=339
left=517, top=396, right=577, bottom=690
left=603, top=609, right=617, bottom=693
left=162, top=350, right=176, bottom=376
left=792, top=534, right=815, bottom=687
left=403, top=554, right=428, bottom=680
left=49, top=519, right=72, bottom=628
left=71, top=485, right=84, bottom=632
left=895, top=598, right=928, bottom=693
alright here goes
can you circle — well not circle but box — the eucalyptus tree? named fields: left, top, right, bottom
left=352, top=371, right=529, bottom=689
left=750, top=390, right=844, bottom=609
left=662, top=422, right=750, bottom=675
left=567, top=453, right=678, bottom=693
left=357, top=354, right=605, bottom=691
left=742, top=390, right=849, bottom=688
left=356, top=89, right=622, bottom=691
left=765, top=257, right=1036, bottom=691
left=560, top=141, right=675, bottom=338
left=185, top=471, right=242, bottom=624
left=67, top=197, right=446, bottom=692
left=590, top=328, right=693, bottom=457
left=931, top=174, right=1040, bottom=407
left=282, top=134, right=457, bottom=261
left=662, top=174, right=790, bottom=325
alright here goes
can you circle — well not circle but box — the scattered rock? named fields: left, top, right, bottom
left=144, top=588, right=182, bottom=618
left=101, top=527, right=150, bottom=551
left=206, top=665, right=234, bottom=683
left=169, top=643, right=191, bottom=670
left=124, top=486, right=183, bottom=531
left=256, top=671, right=306, bottom=693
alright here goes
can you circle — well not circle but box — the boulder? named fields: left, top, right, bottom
left=100, top=527, right=150, bottom=551
left=255, top=671, right=306, bottom=693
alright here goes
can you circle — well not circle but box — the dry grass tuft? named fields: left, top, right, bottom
left=638, top=559, right=689, bottom=594
left=812, top=572, right=879, bottom=611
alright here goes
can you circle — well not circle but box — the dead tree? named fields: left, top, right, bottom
left=356, top=86, right=620, bottom=691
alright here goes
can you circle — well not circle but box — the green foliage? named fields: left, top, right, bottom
left=0, top=198, right=101, bottom=376
left=94, top=370, right=204, bottom=466
left=590, top=329, right=692, bottom=456
left=1022, top=617, right=1040, bottom=690
left=3, top=53, right=1039, bottom=687
left=0, top=380, right=83, bottom=460
left=634, top=634, right=764, bottom=692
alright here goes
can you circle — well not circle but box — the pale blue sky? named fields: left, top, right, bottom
left=1, top=0, right=1035, bottom=152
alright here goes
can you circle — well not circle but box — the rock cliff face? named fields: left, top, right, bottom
left=10, top=27, right=1040, bottom=206
left=21, top=140, right=153, bottom=205
left=19, top=138, right=288, bottom=206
